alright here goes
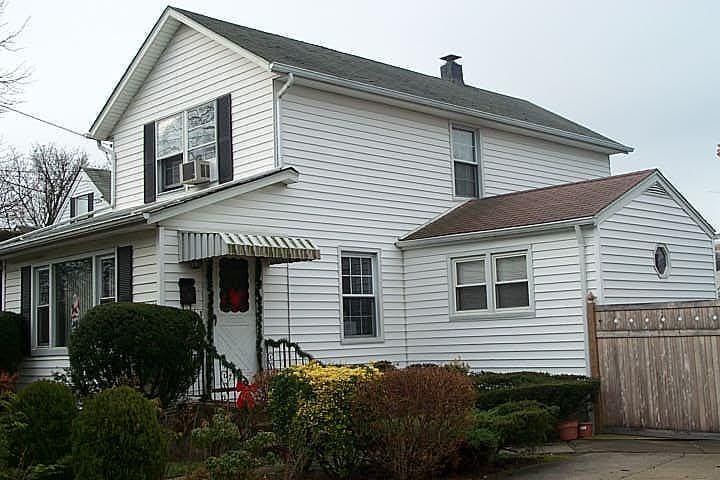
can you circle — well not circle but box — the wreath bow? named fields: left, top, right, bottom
left=235, top=381, right=258, bottom=409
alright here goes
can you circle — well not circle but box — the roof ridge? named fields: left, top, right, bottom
left=470, top=169, right=657, bottom=203
left=169, top=6, right=561, bottom=106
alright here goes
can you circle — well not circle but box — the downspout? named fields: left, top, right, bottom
left=274, top=72, right=295, bottom=168
left=575, top=225, right=590, bottom=376
left=92, top=138, right=117, bottom=209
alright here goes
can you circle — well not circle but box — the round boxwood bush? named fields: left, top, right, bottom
left=0, top=311, right=25, bottom=374
left=68, top=303, right=206, bottom=405
left=72, top=386, right=166, bottom=480
left=6, top=381, right=77, bottom=466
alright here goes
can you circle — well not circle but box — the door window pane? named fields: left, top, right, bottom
left=219, top=257, right=249, bottom=313
left=98, top=256, right=115, bottom=303
left=35, top=268, right=49, bottom=346
left=53, top=258, right=93, bottom=347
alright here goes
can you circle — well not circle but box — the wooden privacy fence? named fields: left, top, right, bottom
left=587, top=297, right=720, bottom=434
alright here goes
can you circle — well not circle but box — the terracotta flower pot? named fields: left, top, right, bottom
left=578, top=422, right=594, bottom=438
left=557, top=420, right=579, bottom=441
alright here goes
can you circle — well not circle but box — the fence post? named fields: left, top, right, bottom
left=585, top=292, right=603, bottom=432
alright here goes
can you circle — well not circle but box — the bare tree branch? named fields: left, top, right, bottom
left=0, top=0, right=30, bottom=106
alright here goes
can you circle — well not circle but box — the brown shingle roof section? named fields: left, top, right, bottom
left=402, top=170, right=656, bottom=241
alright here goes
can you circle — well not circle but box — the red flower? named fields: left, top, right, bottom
left=236, top=381, right=258, bottom=409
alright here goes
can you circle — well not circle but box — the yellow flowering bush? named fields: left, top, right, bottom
left=267, top=362, right=379, bottom=478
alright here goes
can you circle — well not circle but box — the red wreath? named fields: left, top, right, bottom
left=235, top=381, right=258, bottom=409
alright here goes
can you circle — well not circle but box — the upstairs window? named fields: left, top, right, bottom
left=156, top=101, right=217, bottom=192
left=451, top=126, right=479, bottom=197
left=70, top=193, right=93, bottom=218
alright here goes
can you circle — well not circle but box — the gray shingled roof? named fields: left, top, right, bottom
left=174, top=7, right=627, bottom=149
left=83, top=167, right=111, bottom=201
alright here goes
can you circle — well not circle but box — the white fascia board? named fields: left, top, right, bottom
left=595, top=171, right=716, bottom=237
left=270, top=63, right=633, bottom=155
left=144, top=168, right=299, bottom=224
left=395, top=217, right=595, bottom=250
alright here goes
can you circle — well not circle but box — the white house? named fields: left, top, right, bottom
left=1, top=7, right=716, bottom=386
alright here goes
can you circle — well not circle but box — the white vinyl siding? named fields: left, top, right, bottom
left=3, top=229, right=157, bottom=386
left=112, top=25, right=275, bottom=209
left=598, top=188, right=717, bottom=304
left=482, top=128, right=611, bottom=196
left=404, top=230, right=588, bottom=375
left=159, top=85, right=458, bottom=366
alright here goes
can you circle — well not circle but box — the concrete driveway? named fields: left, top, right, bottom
left=508, top=437, right=720, bottom=480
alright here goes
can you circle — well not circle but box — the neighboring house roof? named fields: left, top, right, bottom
left=89, top=7, right=632, bottom=154
left=0, top=168, right=299, bottom=256
left=83, top=167, right=112, bottom=201
left=401, top=170, right=663, bottom=242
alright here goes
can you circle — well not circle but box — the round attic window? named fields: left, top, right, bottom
left=654, top=245, right=670, bottom=278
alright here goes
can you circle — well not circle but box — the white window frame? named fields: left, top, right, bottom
left=71, top=193, right=92, bottom=218
left=96, top=254, right=117, bottom=304
left=449, top=249, right=534, bottom=320
left=155, top=99, right=218, bottom=194
left=450, top=124, right=482, bottom=199
left=338, top=248, right=384, bottom=344
left=31, top=249, right=116, bottom=356
left=452, top=255, right=489, bottom=313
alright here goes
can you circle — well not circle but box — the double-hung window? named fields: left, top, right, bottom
left=341, top=253, right=379, bottom=338
left=451, top=126, right=479, bottom=197
left=156, top=101, right=217, bottom=192
left=452, top=251, right=531, bottom=315
left=32, top=252, right=116, bottom=350
left=70, top=193, right=93, bottom=218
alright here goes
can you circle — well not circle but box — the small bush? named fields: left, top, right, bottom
left=472, top=371, right=599, bottom=419
left=72, top=386, right=167, bottom=480
left=464, top=426, right=499, bottom=466
left=354, top=367, right=476, bottom=480
left=202, top=431, right=279, bottom=480
left=5, top=381, right=76, bottom=467
left=268, top=362, right=378, bottom=478
left=475, top=400, right=558, bottom=450
left=191, top=410, right=242, bottom=458
left=68, top=303, right=206, bottom=405
left=0, top=312, right=25, bottom=374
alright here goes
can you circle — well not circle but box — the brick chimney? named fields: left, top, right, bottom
left=440, top=54, right=464, bottom=86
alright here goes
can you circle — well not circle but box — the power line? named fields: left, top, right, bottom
left=0, top=103, right=90, bottom=139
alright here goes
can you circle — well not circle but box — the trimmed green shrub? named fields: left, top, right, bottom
left=191, top=410, right=242, bottom=458
left=5, top=381, right=76, bottom=467
left=353, top=367, right=477, bottom=480
left=68, top=303, right=206, bottom=405
left=72, top=386, right=167, bottom=480
left=267, top=362, right=378, bottom=478
left=202, top=431, right=279, bottom=480
left=472, top=371, right=599, bottom=419
left=0, top=312, right=25, bottom=374
left=475, top=400, right=558, bottom=450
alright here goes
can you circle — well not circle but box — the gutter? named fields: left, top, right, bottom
left=395, top=217, right=595, bottom=249
left=92, top=139, right=117, bottom=208
left=0, top=211, right=147, bottom=256
left=269, top=63, right=633, bottom=154
left=274, top=72, right=295, bottom=167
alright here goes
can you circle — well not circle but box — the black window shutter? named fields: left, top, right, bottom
left=20, top=266, right=31, bottom=355
left=143, top=122, right=156, bottom=203
left=217, top=94, right=233, bottom=184
left=70, top=198, right=76, bottom=218
left=87, top=192, right=94, bottom=212
left=116, top=246, right=133, bottom=302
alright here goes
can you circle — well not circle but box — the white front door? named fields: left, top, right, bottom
left=213, top=256, right=258, bottom=376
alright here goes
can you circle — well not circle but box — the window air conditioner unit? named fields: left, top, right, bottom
left=182, top=159, right=211, bottom=185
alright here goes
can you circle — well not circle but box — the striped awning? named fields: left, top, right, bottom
left=178, top=231, right=321, bottom=263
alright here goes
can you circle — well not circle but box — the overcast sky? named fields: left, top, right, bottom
left=1, top=1, right=718, bottom=227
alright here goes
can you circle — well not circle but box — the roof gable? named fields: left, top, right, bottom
left=89, top=6, right=631, bottom=153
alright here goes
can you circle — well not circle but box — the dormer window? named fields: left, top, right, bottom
left=70, top=193, right=94, bottom=218
left=156, top=100, right=217, bottom=192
